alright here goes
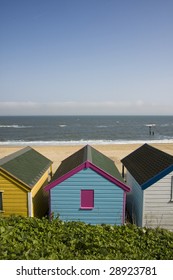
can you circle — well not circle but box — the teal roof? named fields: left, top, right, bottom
left=53, top=145, right=123, bottom=182
left=0, top=146, right=52, bottom=188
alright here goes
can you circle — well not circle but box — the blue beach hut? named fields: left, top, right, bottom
left=45, top=145, right=130, bottom=225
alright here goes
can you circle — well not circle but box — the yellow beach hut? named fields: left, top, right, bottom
left=0, top=146, right=52, bottom=218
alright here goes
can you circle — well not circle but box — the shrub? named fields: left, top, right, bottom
left=0, top=216, right=173, bottom=260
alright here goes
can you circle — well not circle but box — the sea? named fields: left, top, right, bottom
left=0, top=115, right=173, bottom=146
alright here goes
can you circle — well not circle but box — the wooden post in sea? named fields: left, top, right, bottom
left=146, top=124, right=155, bottom=136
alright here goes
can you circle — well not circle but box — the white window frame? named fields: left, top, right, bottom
left=0, top=191, right=3, bottom=212
left=171, top=176, right=173, bottom=202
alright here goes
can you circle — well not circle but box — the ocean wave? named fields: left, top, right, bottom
left=160, top=124, right=169, bottom=127
left=0, top=125, right=32, bottom=128
left=145, top=124, right=156, bottom=127
left=1, top=138, right=173, bottom=146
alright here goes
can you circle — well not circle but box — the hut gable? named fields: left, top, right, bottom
left=45, top=145, right=129, bottom=192
left=121, top=143, right=173, bottom=190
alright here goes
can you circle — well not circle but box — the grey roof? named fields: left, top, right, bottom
left=0, top=146, right=52, bottom=188
left=121, top=143, right=173, bottom=188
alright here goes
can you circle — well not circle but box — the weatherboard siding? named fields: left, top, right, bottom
left=0, top=172, right=28, bottom=217
left=143, top=171, right=173, bottom=231
left=126, top=171, right=143, bottom=226
left=50, top=168, right=124, bottom=225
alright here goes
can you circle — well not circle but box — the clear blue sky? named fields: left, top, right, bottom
left=0, top=0, right=173, bottom=115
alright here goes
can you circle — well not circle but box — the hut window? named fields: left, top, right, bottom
left=80, top=190, right=94, bottom=209
left=0, top=192, right=3, bottom=211
left=171, top=176, right=173, bottom=201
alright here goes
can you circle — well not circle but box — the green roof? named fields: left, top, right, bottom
left=53, top=145, right=123, bottom=182
left=0, top=146, right=52, bottom=188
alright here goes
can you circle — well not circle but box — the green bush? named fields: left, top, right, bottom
left=0, top=216, right=173, bottom=260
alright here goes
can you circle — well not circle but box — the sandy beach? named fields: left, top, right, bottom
left=0, top=143, right=173, bottom=174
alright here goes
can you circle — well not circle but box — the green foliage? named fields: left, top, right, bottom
left=0, top=216, right=173, bottom=260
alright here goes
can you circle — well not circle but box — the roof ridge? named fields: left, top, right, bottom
left=147, top=144, right=173, bottom=158
left=122, top=143, right=173, bottom=162
left=86, top=144, right=92, bottom=162
left=0, top=146, right=31, bottom=166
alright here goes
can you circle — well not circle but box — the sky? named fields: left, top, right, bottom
left=0, top=0, right=173, bottom=115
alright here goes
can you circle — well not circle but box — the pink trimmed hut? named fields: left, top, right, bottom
left=45, top=145, right=130, bottom=225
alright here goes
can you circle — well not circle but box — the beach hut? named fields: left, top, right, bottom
left=0, top=146, right=52, bottom=218
left=121, top=143, right=173, bottom=231
left=45, top=145, right=130, bottom=225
